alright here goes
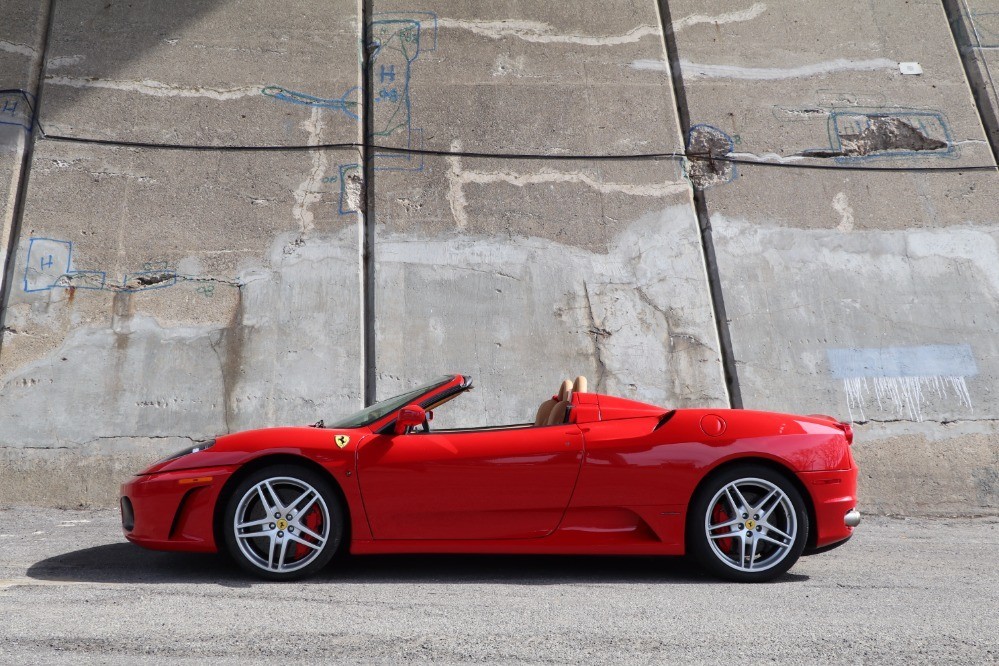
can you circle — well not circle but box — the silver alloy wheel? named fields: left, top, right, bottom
left=232, top=476, right=331, bottom=573
left=704, top=477, right=798, bottom=573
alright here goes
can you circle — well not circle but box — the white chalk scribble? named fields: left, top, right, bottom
left=841, top=375, right=973, bottom=423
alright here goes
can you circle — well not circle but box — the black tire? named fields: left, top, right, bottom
left=222, top=464, right=344, bottom=581
left=686, top=464, right=809, bottom=583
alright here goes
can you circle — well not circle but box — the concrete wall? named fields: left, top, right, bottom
left=1, top=0, right=997, bottom=514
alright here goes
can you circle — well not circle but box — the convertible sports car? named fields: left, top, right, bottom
left=120, top=374, right=860, bottom=582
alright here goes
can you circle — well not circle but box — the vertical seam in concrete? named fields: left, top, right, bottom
left=941, top=0, right=999, bottom=164
left=653, top=0, right=743, bottom=409
left=359, top=0, right=377, bottom=405
left=0, top=0, right=58, bottom=352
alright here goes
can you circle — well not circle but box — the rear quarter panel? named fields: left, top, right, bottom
left=567, top=409, right=853, bottom=547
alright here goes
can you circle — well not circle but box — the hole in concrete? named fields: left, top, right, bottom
left=686, top=125, right=735, bottom=189
left=801, top=115, right=948, bottom=158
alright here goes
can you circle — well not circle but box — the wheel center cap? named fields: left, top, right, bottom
left=276, top=518, right=288, bottom=530
left=745, top=519, right=757, bottom=530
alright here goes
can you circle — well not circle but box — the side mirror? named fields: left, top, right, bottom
left=394, top=403, right=426, bottom=435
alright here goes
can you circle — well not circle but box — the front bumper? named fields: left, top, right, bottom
left=120, top=466, right=235, bottom=553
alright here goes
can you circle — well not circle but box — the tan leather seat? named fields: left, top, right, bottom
left=546, top=399, right=571, bottom=425
left=535, top=379, right=572, bottom=426
left=534, top=399, right=556, bottom=426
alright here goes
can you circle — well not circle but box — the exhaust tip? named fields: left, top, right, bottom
left=845, top=509, right=861, bottom=528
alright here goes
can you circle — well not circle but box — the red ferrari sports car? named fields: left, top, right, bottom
left=120, top=374, right=860, bottom=582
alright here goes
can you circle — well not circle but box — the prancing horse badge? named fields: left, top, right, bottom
left=335, top=434, right=350, bottom=448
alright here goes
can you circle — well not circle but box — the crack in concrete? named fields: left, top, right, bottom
left=0, top=40, right=37, bottom=57
left=436, top=4, right=765, bottom=46
left=291, top=107, right=330, bottom=235
left=207, top=331, right=231, bottom=435
left=44, top=75, right=264, bottom=100
left=446, top=140, right=687, bottom=228
left=630, top=57, right=898, bottom=79
left=582, top=282, right=608, bottom=393
left=855, top=417, right=999, bottom=425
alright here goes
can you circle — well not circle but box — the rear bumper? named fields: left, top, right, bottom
left=120, top=466, right=235, bottom=553
left=799, top=465, right=859, bottom=549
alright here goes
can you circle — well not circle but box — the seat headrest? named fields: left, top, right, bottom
left=573, top=375, right=588, bottom=393
left=557, top=379, right=573, bottom=401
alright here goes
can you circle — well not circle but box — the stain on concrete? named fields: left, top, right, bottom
left=713, top=216, right=999, bottom=425
left=377, top=204, right=727, bottom=427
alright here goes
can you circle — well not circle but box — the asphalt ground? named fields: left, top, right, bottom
left=0, top=509, right=996, bottom=664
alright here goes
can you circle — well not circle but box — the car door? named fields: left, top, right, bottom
left=356, top=424, right=584, bottom=540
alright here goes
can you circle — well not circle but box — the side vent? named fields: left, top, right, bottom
left=653, top=410, right=677, bottom=431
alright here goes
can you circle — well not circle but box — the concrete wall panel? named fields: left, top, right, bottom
left=1, top=0, right=49, bottom=307
left=0, top=142, right=363, bottom=504
left=373, top=155, right=726, bottom=427
left=667, top=0, right=992, bottom=165
left=371, top=1, right=682, bottom=154
left=40, top=0, right=361, bottom=146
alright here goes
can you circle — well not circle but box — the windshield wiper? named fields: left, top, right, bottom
left=311, top=420, right=324, bottom=429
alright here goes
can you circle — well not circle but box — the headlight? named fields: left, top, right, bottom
left=156, top=439, right=215, bottom=465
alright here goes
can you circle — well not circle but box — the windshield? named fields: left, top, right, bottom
left=327, top=376, right=454, bottom=429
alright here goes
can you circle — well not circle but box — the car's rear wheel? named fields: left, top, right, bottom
left=687, top=464, right=808, bottom=582
left=222, top=465, right=344, bottom=580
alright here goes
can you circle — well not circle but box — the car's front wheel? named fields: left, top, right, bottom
left=222, top=465, right=344, bottom=580
left=687, top=464, right=808, bottom=582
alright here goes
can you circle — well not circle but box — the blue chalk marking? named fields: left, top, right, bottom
left=22, top=237, right=188, bottom=294
left=24, top=238, right=72, bottom=292
left=260, top=12, right=437, bottom=214
left=23, top=238, right=108, bottom=292
left=827, top=345, right=978, bottom=379
left=260, top=86, right=358, bottom=117
left=0, top=89, right=36, bottom=132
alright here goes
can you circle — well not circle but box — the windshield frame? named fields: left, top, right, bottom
left=327, top=375, right=457, bottom=429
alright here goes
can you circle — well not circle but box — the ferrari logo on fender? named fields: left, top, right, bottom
left=335, top=434, right=350, bottom=448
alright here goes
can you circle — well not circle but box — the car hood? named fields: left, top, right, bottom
left=139, top=426, right=366, bottom=475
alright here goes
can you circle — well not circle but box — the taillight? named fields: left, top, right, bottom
left=836, top=422, right=854, bottom=445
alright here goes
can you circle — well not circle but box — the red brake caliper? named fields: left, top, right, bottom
left=293, top=505, right=324, bottom=561
left=712, top=502, right=734, bottom=555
